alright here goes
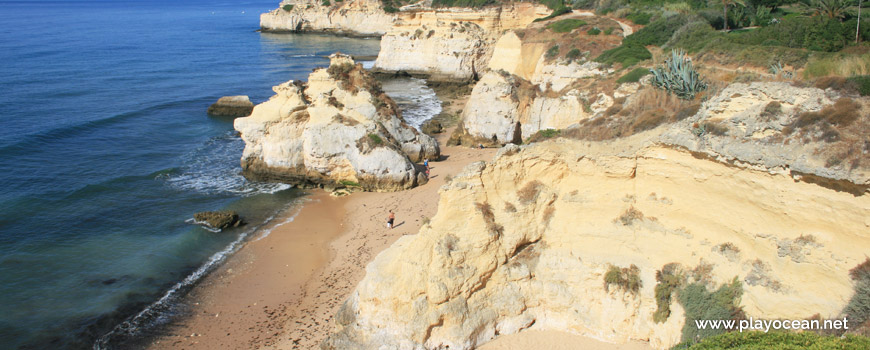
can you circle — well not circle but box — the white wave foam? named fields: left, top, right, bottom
left=184, top=218, right=223, bottom=232
left=93, top=195, right=303, bottom=349
left=254, top=197, right=313, bottom=241
left=379, top=77, right=442, bottom=129
left=161, top=131, right=293, bottom=196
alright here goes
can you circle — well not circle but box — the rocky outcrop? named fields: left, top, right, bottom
left=260, top=0, right=395, bottom=36
left=325, top=138, right=870, bottom=349
left=458, top=62, right=616, bottom=145
left=372, top=3, right=549, bottom=81
left=234, top=53, right=439, bottom=192
left=660, top=81, right=869, bottom=186
left=193, top=211, right=244, bottom=230
left=207, top=95, right=254, bottom=117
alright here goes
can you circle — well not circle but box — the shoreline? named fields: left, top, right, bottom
left=144, top=127, right=500, bottom=349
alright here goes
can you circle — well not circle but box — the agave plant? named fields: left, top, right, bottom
left=650, top=49, right=708, bottom=100
left=769, top=62, right=794, bottom=79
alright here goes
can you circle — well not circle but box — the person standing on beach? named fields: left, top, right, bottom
left=387, top=210, right=395, bottom=229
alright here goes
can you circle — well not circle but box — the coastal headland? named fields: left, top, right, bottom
left=150, top=0, right=869, bottom=349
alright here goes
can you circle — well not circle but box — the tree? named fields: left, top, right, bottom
left=801, top=0, right=856, bottom=20
left=723, top=0, right=747, bottom=30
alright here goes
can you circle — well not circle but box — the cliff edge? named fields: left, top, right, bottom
left=324, top=138, right=870, bottom=349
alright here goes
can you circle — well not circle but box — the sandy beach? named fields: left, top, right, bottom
left=146, top=128, right=500, bottom=349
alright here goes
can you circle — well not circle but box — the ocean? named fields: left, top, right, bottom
left=0, top=1, right=439, bottom=348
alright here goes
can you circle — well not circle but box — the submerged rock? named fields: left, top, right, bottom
left=207, top=96, right=254, bottom=117
left=193, top=211, right=243, bottom=230
left=234, top=53, right=439, bottom=192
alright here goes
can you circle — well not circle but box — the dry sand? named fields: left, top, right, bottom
left=146, top=131, right=653, bottom=350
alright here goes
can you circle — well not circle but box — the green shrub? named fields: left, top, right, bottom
left=624, top=14, right=689, bottom=47
left=431, top=0, right=495, bottom=8
left=848, top=76, right=870, bottom=96
left=566, top=48, right=583, bottom=60
left=678, top=278, right=743, bottom=345
left=587, top=27, right=601, bottom=35
left=546, top=45, right=560, bottom=59
left=282, top=4, right=294, bottom=11
left=844, top=258, right=870, bottom=328
left=368, top=133, right=383, bottom=145
left=650, top=49, right=707, bottom=100
left=322, top=0, right=330, bottom=5
left=533, top=5, right=571, bottom=22
left=616, top=67, right=651, bottom=84
left=548, top=19, right=587, bottom=33
left=383, top=5, right=399, bottom=12
left=728, top=16, right=853, bottom=52
left=626, top=11, right=652, bottom=25
left=604, top=264, right=642, bottom=294
left=681, top=331, right=870, bottom=350
left=340, top=180, right=361, bottom=187
left=654, top=263, right=683, bottom=323
left=594, top=43, right=652, bottom=67
left=604, top=27, right=614, bottom=35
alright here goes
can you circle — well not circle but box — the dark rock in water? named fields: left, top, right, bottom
left=193, top=210, right=244, bottom=230
left=421, top=119, right=443, bottom=135
left=207, top=95, right=254, bottom=117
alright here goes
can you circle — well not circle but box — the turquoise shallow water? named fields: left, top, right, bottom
left=0, top=1, right=398, bottom=348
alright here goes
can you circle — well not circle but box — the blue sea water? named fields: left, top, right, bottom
left=0, top=1, right=438, bottom=349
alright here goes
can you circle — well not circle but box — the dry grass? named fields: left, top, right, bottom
left=504, top=202, right=517, bottom=213
left=804, top=53, right=870, bottom=78
left=563, top=87, right=701, bottom=141
left=517, top=180, right=544, bottom=205
left=604, top=264, right=642, bottom=294
left=475, top=202, right=504, bottom=236
left=616, top=206, right=644, bottom=226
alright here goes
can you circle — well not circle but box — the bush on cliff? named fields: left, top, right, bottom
left=604, top=264, right=642, bottom=294
left=654, top=263, right=684, bottom=323
left=533, top=5, right=572, bottom=22
left=282, top=4, right=294, bottom=11
left=594, top=43, right=652, bottom=67
left=548, top=19, right=587, bottom=33
left=677, top=278, right=744, bottom=345
left=678, top=331, right=870, bottom=350
left=431, top=0, right=495, bottom=8
left=616, top=67, right=650, bottom=83
left=844, top=258, right=870, bottom=330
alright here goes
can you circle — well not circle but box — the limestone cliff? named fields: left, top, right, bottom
left=372, top=3, right=549, bottom=81
left=454, top=14, right=635, bottom=144
left=260, top=0, right=395, bottom=36
left=234, top=53, right=438, bottom=191
left=324, top=138, right=870, bottom=349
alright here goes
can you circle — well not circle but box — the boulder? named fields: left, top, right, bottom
left=207, top=95, right=254, bottom=117
left=193, top=211, right=243, bottom=230
left=420, top=119, right=443, bottom=134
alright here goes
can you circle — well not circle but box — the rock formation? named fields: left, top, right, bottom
left=207, top=95, right=254, bottom=117
left=372, top=3, right=549, bottom=82
left=260, top=0, right=395, bottom=36
left=324, top=138, right=870, bottom=350
left=234, top=53, right=439, bottom=191
left=193, top=211, right=243, bottom=230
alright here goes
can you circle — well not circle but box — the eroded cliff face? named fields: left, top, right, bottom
left=260, top=0, right=395, bottom=35
left=234, top=54, right=438, bottom=191
left=456, top=15, right=635, bottom=144
left=372, top=4, right=550, bottom=81
left=325, top=138, right=870, bottom=349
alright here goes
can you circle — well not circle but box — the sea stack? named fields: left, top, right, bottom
left=207, top=95, right=254, bottom=117
left=234, top=53, right=439, bottom=192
